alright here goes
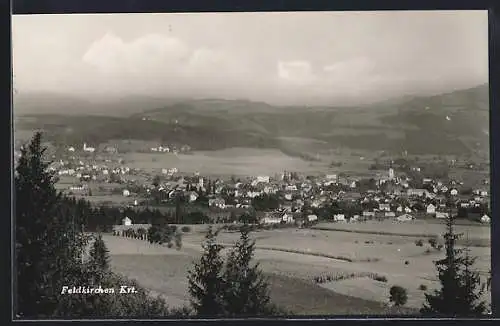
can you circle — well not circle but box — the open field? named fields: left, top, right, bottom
left=104, top=220, right=491, bottom=314
left=122, top=148, right=329, bottom=176
left=312, top=220, right=490, bottom=242
left=119, top=146, right=403, bottom=177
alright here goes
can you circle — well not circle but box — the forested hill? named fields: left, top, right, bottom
left=14, top=84, right=489, bottom=156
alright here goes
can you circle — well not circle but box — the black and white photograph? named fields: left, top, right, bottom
left=13, top=10, right=492, bottom=318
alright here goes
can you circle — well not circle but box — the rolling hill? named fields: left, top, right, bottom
left=14, top=84, right=489, bottom=157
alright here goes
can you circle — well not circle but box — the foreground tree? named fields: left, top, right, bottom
left=88, top=233, right=111, bottom=280
left=222, top=225, right=272, bottom=316
left=15, top=132, right=172, bottom=319
left=15, top=132, right=90, bottom=318
left=421, top=216, right=486, bottom=316
left=187, top=226, right=226, bottom=317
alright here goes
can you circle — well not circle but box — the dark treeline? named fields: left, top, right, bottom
left=58, top=197, right=212, bottom=233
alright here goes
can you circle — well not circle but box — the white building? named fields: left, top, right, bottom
left=333, top=214, right=346, bottom=222
left=350, top=215, right=360, bottom=222
left=450, top=189, right=458, bottom=196
left=481, top=214, right=491, bottom=224
left=326, top=174, right=337, bottom=180
left=261, top=216, right=281, bottom=224
left=256, top=176, right=270, bottom=183
left=122, top=217, right=132, bottom=226
left=426, top=204, right=436, bottom=215
left=282, top=213, right=294, bottom=224
left=83, top=143, right=95, bottom=153
left=389, top=168, right=395, bottom=180
left=123, top=189, right=131, bottom=197
left=189, top=192, right=199, bottom=202
left=307, top=214, right=318, bottom=222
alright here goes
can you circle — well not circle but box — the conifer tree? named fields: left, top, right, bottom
left=421, top=216, right=486, bottom=316
left=88, top=233, right=111, bottom=276
left=222, top=225, right=272, bottom=316
left=187, top=226, right=225, bottom=317
left=15, top=132, right=88, bottom=318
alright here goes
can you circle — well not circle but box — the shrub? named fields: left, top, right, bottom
left=436, top=244, right=443, bottom=251
left=374, top=275, right=388, bottom=282
left=181, top=226, right=191, bottom=233
left=415, top=239, right=424, bottom=247
left=428, top=238, right=438, bottom=248
left=389, top=285, right=408, bottom=306
left=404, top=260, right=410, bottom=265
left=425, top=248, right=432, bottom=254
left=354, top=240, right=359, bottom=244
left=419, top=284, right=428, bottom=291
left=167, top=242, right=174, bottom=248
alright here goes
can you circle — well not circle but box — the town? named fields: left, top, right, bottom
left=18, top=141, right=491, bottom=228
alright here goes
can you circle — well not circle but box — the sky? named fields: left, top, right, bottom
left=12, top=11, right=488, bottom=105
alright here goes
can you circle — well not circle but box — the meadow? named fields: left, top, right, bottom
left=122, top=148, right=330, bottom=176
left=104, top=220, right=491, bottom=315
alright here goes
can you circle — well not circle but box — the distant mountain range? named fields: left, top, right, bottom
left=14, top=84, right=489, bottom=157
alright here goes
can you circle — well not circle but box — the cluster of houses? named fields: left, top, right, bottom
left=129, top=168, right=491, bottom=226
left=45, top=149, right=491, bottom=226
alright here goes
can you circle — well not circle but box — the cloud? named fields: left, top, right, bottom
left=277, top=60, right=316, bottom=85
left=81, top=32, right=254, bottom=95
left=82, top=32, right=190, bottom=75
